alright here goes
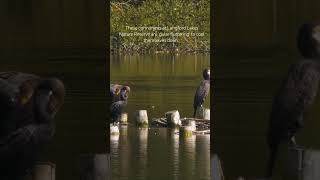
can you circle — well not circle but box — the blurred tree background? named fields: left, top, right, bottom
left=110, top=0, right=210, bottom=53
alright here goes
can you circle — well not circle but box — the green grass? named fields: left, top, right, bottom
left=110, top=0, right=210, bottom=53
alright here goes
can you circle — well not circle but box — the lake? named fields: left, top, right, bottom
left=110, top=54, right=211, bottom=180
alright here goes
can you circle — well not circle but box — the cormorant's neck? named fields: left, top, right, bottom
left=120, top=95, right=128, bottom=102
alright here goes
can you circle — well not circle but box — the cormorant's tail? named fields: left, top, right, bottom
left=266, top=143, right=279, bottom=178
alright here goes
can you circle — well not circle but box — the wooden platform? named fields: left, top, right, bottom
left=151, top=117, right=210, bottom=134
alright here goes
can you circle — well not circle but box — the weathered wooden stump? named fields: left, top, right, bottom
left=79, top=154, right=111, bottom=180
left=120, top=113, right=128, bottom=124
left=186, top=119, right=196, bottom=131
left=179, top=126, right=194, bottom=137
left=204, top=108, right=210, bottom=120
left=283, top=147, right=320, bottom=180
left=24, top=162, right=56, bottom=180
left=165, top=110, right=181, bottom=127
left=110, top=124, right=119, bottom=135
left=212, top=154, right=224, bottom=180
left=135, top=110, right=148, bottom=127
left=195, top=107, right=210, bottom=120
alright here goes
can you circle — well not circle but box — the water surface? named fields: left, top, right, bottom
left=110, top=54, right=210, bottom=180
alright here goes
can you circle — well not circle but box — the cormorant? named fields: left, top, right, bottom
left=266, top=23, right=320, bottom=178
left=0, top=72, right=65, bottom=179
left=110, top=87, right=129, bottom=125
left=193, top=68, right=210, bottom=118
left=110, top=84, right=130, bottom=103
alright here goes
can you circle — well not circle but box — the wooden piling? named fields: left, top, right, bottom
left=283, top=147, right=320, bottom=180
left=24, top=162, right=56, bottom=180
left=179, top=126, right=193, bottom=137
left=135, top=110, right=148, bottom=127
left=120, top=113, right=128, bottom=124
left=79, top=154, right=111, bottom=180
left=186, top=119, right=196, bottom=131
left=110, top=124, right=119, bottom=135
left=195, top=107, right=210, bottom=120
left=165, top=110, right=181, bottom=127
left=204, top=108, right=210, bottom=120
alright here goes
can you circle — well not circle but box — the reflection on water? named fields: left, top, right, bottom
left=137, top=128, right=148, bottom=180
left=110, top=54, right=210, bottom=180
left=111, top=126, right=210, bottom=180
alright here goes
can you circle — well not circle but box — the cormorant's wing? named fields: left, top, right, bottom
left=0, top=124, right=54, bottom=155
left=110, top=101, right=127, bottom=114
left=0, top=79, right=17, bottom=105
left=277, top=61, right=320, bottom=116
left=193, top=80, right=210, bottom=108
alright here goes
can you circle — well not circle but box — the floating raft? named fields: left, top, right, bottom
left=151, top=117, right=210, bottom=134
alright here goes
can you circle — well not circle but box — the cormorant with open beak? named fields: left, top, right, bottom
left=110, top=84, right=130, bottom=103
left=110, top=87, right=129, bottom=125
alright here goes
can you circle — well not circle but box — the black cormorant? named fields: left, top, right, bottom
left=110, top=87, right=129, bottom=124
left=266, top=23, right=320, bottom=178
left=193, top=68, right=210, bottom=118
left=0, top=72, right=65, bottom=179
left=110, top=84, right=130, bottom=103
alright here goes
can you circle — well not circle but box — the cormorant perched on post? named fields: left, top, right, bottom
left=266, top=23, right=320, bottom=178
left=193, top=68, right=210, bottom=118
left=0, top=72, right=65, bottom=180
left=110, top=87, right=129, bottom=125
left=110, top=84, right=130, bottom=103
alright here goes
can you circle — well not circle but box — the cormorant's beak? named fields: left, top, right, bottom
left=115, top=89, right=120, bottom=95
left=20, top=94, right=32, bottom=105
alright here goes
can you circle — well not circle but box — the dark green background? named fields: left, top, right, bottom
left=214, top=1, right=320, bottom=179
left=1, top=1, right=109, bottom=179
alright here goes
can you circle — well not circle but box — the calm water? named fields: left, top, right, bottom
left=110, top=54, right=210, bottom=180
left=213, top=55, right=320, bottom=179
left=0, top=60, right=108, bottom=180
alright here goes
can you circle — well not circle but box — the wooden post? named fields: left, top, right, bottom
left=24, top=162, right=56, bottom=180
left=284, top=147, right=304, bottom=180
left=196, top=107, right=210, bottom=120
left=79, top=154, right=111, bottom=180
left=165, top=110, right=181, bottom=127
left=284, top=147, right=320, bottom=180
left=179, top=126, right=193, bottom=137
left=204, top=109, right=210, bottom=120
left=186, top=119, right=196, bottom=131
left=110, top=124, right=119, bottom=135
left=120, top=113, right=128, bottom=124
left=135, top=110, right=148, bottom=127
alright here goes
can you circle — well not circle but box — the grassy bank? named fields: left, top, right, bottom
left=110, top=0, right=210, bottom=53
